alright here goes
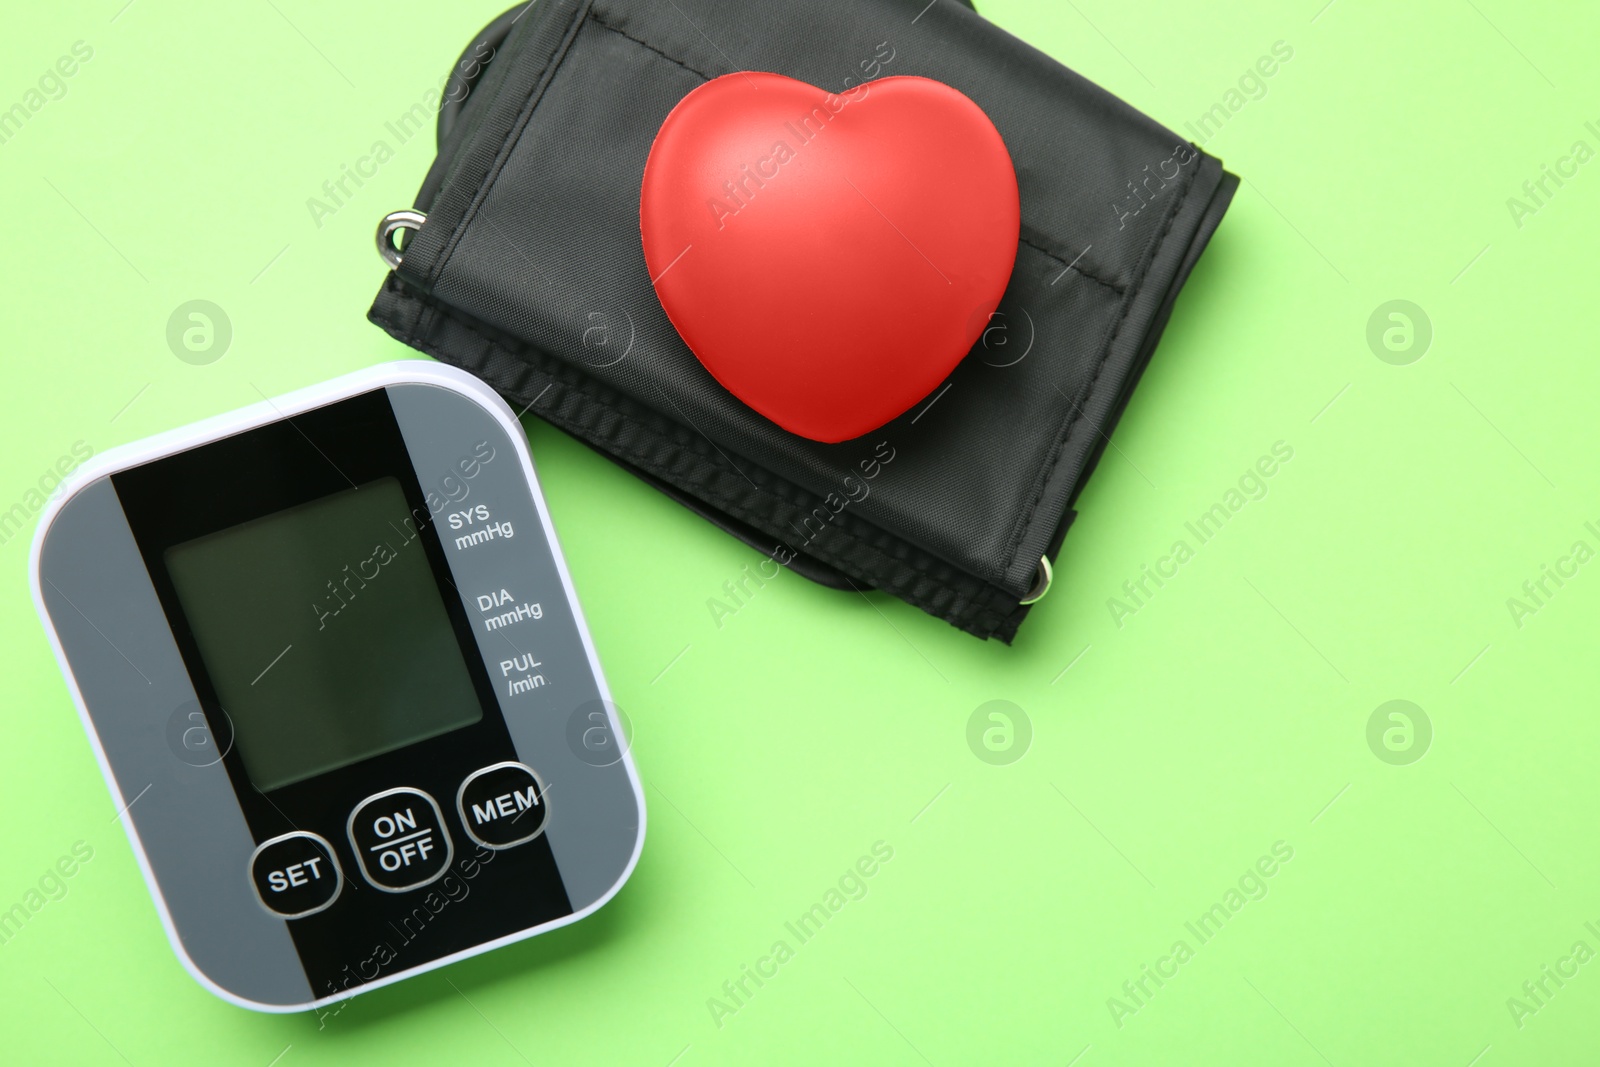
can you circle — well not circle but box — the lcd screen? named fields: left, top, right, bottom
left=163, top=477, right=482, bottom=792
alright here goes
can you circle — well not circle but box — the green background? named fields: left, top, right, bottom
left=2, top=0, right=1595, bottom=1063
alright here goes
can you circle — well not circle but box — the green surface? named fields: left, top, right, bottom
left=1, top=0, right=1596, bottom=1063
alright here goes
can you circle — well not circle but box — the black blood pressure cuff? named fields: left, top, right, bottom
left=367, top=0, right=1237, bottom=642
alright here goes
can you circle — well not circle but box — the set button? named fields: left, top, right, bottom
left=249, top=832, right=342, bottom=918
left=457, top=762, right=548, bottom=849
left=347, top=787, right=453, bottom=892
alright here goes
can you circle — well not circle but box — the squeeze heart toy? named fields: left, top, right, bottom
left=640, top=72, right=1021, bottom=443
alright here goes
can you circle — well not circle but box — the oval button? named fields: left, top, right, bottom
left=456, top=762, right=548, bottom=849
left=248, top=832, right=342, bottom=919
left=346, top=787, right=454, bottom=893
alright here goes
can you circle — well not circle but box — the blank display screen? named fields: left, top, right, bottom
left=163, top=477, right=482, bottom=792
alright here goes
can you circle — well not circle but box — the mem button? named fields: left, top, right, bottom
left=249, top=832, right=342, bottom=919
left=347, top=787, right=453, bottom=892
left=457, top=762, right=548, bottom=849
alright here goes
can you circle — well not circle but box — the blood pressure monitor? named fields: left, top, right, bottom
left=30, top=362, right=644, bottom=1012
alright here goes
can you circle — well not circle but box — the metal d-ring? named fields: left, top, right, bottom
left=376, top=209, right=427, bottom=269
left=1020, top=556, right=1052, bottom=605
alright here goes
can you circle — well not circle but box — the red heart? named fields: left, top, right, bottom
left=640, top=73, right=1020, bottom=443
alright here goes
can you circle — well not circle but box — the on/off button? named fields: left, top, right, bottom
left=347, top=787, right=453, bottom=892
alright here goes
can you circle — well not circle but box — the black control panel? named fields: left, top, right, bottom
left=111, top=389, right=574, bottom=999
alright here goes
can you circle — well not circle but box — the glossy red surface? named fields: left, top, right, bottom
left=641, top=73, right=1020, bottom=442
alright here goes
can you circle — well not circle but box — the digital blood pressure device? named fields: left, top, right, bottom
left=30, top=362, right=644, bottom=1012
